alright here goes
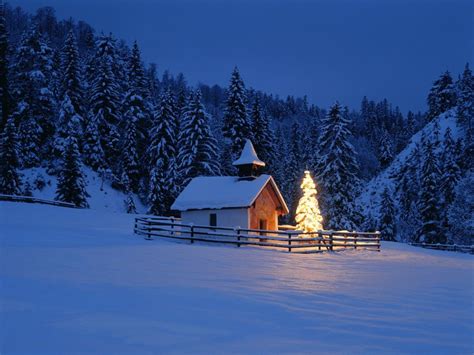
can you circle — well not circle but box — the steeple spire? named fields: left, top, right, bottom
left=233, top=140, right=265, bottom=178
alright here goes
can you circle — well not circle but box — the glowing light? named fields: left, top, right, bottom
left=295, top=170, right=323, bottom=233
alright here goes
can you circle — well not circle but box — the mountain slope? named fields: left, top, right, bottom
left=356, top=109, right=460, bottom=222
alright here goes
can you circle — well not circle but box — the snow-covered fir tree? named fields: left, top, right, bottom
left=60, top=30, right=84, bottom=116
left=55, top=133, right=89, bottom=208
left=317, top=102, right=360, bottom=230
left=121, top=118, right=140, bottom=192
left=82, top=114, right=105, bottom=170
left=125, top=41, right=150, bottom=158
left=251, top=95, right=274, bottom=167
left=378, top=129, right=394, bottom=169
left=0, top=116, right=22, bottom=194
left=13, top=25, right=55, bottom=166
left=222, top=67, right=251, bottom=173
left=295, top=170, right=323, bottom=233
left=121, top=173, right=137, bottom=214
left=178, top=90, right=220, bottom=186
left=54, top=94, right=82, bottom=158
left=88, top=35, right=122, bottom=168
left=147, top=89, right=178, bottom=214
left=427, top=71, right=456, bottom=121
left=456, top=63, right=473, bottom=134
left=378, top=187, right=396, bottom=241
left=0, top=4, right=10, bottom=131
left=147, top=164, right=167, bottom=215
left=447, top=173, right=474, bottom=244
left=440, top=128, right=461, bottom=207
left=417, top=140, right=442, bottom=243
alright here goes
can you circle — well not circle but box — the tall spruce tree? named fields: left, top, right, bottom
left=178, top=90, right=220, bottom=186
left=54, top=94, right=82, bottom=158
left=13, top=25, right=55, bottom=166
left=427, top=71, right=456, bottom=121
left=379, top=188, right=396, bottom=241
left=61, top=30, right=84, bottom=116
left=440, top=128, right=461, bottom=207
left=417, top=140, right=443, bottom=243
left=55, top=134, right=89, bottom=208
left=121, top=118, right=140, bottom=192
left=222, top=67, right=251, bottom=172
left=251, top=95, right=274, bottom=166
left=456, top=63, right=473, bottom=134
left=317, top=102, right=360, bottom=230
left=147, top=89, right=178, bottom=213
left=0, top=4, right=10, bottom=131
left=82, top=114, right=105, bottom=170
left=0, top=116, right=22, bottom=194
left=89, top=35, right=122, bottom=168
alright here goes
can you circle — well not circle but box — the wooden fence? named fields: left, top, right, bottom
left=0, top=194, right=78, bottom=209
left=134, top=216, right=381, bottom=253
left=410, top=242, right=474, bottom=254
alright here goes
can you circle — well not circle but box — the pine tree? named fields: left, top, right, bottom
left=13, top=25, right=55, bottom=166
left=417, top=141, right=442, bottom=243
left=147, top=164, right=167, bottom=215
left=125, top=41, right=150, bottom=158
left=0, top=116, right=21, bottom=194
left=55, top=134, right=89, bottom=208
left=295, top=170, right=323, bottom=233
left=456, top=63, right=473, bottom=134
left=82, top=114, right=105, bottom=170
left=121, top=118, right=140, bottom=192
left=89, top=35, right=122, bottom=168
left=427, top=71, right=456, bottom=121
left=0, top=4, right=10, bottom=131
left=54, top=94, right=82, bottom=158
left=378, top=129, right=394, bottom=168
left=317, top=102, right=360, bottom=230
left=121, top=172, right=137, bottom=214
left=251, top=95, right=274, bottom=166
left=440, top=127, right=461, bottom=207
left=178, top=90, right=220, bottom=186
left=61, top=30, right=84, bottom=116
left=222, top=67, right=251, bottom=171
left=146, top=89, right=178, bottom=214
left=379, top=188, right=396, bottom=241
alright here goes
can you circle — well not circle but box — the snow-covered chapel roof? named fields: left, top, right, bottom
left=232, top=140, right=265, bottom=167
left=171, top=175, right=288, bottom=213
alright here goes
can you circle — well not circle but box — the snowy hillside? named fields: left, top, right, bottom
left=356, top=109, right=460, bottom=219
left=19, top=167, right=146, bottom=213
left=1, top=202, right=472, bottom=353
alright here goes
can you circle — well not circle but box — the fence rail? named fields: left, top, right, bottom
left=410, top=242, right=474, bottom=254
left=134, top=216, right=381, bottom=253
left=0, top=194, right=78, bottom=208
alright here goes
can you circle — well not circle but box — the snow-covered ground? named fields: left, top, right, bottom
left=20, top=166, right=146, bottom=213
left=1, top=202, right=473, bottom=353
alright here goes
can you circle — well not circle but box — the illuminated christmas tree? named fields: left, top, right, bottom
left=295, top=170, right=323, bottom=232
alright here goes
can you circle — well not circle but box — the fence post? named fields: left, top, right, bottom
left=236, top=227, right=241, bottom=248
left=288, top=233, right=292, bottom=253
left=146, top=220, right=152, bottom=240
left=170, top=217, right=174, bottom=237
left=318, top=231, right=322, bottom=251
left=329, top=231, right=334, bottom=251
left=376, top=231, right=381, bottom=251
left=354, top=232, right=358, bottom=250
left=190, top=224, right=194, bottom=244
left=134, top=218, right=138, bottom=235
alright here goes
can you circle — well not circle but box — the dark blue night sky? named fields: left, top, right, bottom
left=12, top=0, right=473, bottom=112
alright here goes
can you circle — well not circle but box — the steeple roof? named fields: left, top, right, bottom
left=232, top=139, right=265, bottom=167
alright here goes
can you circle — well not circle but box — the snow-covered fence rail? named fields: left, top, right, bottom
left=133, top=217, right=381, bottom=253
left=0, top=194, right=78, bottom=208
left=410, top=242, right=474, bottom=254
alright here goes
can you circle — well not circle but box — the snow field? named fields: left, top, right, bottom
left=0, top=202, right=473, bottom=353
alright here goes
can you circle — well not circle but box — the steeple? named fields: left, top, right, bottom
left=233, top=139, right=265, bottom=178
